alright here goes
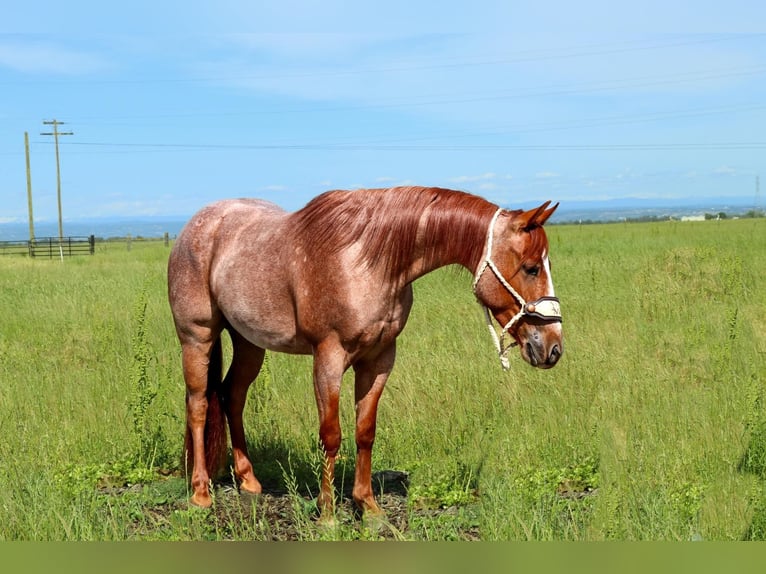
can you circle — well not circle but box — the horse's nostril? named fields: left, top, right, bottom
left=548, top=344, right=561, bottom=365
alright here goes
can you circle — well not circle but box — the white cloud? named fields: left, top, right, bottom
left=712, top=165, right=738, bottom=176
left=224, top=33, right=387, bottom=61
left=0, top=40, right=110, bottom=75
left=448, top=172, right=496, bottom=183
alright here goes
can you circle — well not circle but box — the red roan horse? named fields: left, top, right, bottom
left=167, top=186, right=562, bottom=522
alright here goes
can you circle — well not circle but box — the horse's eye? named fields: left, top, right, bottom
left=525, top=265, right=540, bottom=277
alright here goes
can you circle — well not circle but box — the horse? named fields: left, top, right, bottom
left=167, top=186, right=563, bottom=522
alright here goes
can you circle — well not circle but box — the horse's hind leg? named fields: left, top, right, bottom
left=180, top=331, right=224, bottom=508
left=223, top=329, right=265, bottom=495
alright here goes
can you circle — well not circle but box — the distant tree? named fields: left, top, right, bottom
left=718, top=212, right=728, bottom=219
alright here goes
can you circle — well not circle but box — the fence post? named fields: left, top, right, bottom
left=89, top=235, right=95, bottom=255
left=164, top=232, right=169, bottom=247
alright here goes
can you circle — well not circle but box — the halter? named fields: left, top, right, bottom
left=472, top=208, right=562, bottom=370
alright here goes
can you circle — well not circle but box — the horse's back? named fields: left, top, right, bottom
left=176, top=198, right=284, bottom=241
left=172, top=197, right=284, bottom=256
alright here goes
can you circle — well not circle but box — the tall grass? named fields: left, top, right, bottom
left=0, top=219, right=764, bottom=540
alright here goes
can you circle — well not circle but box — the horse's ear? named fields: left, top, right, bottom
left=536, top=201, right=559, bottom=226
left=515, top=201, right=557, bottom=230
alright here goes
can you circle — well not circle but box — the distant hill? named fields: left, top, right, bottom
left=1, top=196, right=761, bottom=240
left=510, top=196, right=758, bottom=223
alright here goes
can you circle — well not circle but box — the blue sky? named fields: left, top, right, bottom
left=1, top=2, right=765, bottom=223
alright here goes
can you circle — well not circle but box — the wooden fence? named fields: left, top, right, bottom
left=0, top=236, right=96, bottom=258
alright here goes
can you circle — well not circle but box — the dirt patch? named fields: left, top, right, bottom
left=211, top=489, right=415, bottom=540
left=103, top=469, right=480, bottom=541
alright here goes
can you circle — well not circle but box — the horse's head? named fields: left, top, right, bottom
left=473, top=202, right=563, bottom=370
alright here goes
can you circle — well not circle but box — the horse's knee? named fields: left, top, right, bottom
left=319, top=423, right=341, bottom=457
left=355, top=427, right=376, bottom=451
left=355, top=411, right=378, bottom=450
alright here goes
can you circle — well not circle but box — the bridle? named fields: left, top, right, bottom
left=472, top=208, right=562, bottom=370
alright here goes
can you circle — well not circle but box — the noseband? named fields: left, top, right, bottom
left=472, top=208, right=562, bottom=370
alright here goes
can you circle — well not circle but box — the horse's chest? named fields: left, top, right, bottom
left=350, top=293, right=412, bottom=350
left=361, top=312, right=405, bottom=343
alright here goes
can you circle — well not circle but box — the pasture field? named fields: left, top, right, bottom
left=0, top=218, right=764, bottom=541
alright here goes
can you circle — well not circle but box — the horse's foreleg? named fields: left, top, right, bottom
left=312, top=340, right=347, bottom=523
left=223, top=330, right=265, bottom=495
left=352, top=342, right=396, bottom=517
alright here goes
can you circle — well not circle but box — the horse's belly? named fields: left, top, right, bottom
left=225, top=311, right=312, bottom=355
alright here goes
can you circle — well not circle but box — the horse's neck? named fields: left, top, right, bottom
left=402, top=203, right=494, bottom=284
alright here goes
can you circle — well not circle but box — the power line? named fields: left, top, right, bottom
left=44, top=140, right=766, bottom=153
left=52, top=64, right=766, bottom=126
left=15, top=98, right=763, bottom=158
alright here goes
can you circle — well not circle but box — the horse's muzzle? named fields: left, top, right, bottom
left=522, top=328, right=563, bottom=369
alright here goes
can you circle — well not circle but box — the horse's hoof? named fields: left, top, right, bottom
left=190, top=492, right=212, bottom=508
left=316, top=513, right=337, bottom=529
left=239, top=477, right=262, bottom=495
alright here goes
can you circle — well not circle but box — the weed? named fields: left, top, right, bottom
left=129, top=283, right=159, bottom=462
left=54, top=460, right=157, bottom=498
left=408, top=468, right=478, bottom=510
left=278, top=459, right=320, bottom=540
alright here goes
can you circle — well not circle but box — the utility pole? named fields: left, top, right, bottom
left=41, top=119, right=73, bottom=243
left=24, top=132, right=35, bottom=241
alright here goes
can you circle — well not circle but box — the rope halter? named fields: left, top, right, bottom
left=472, top=208, right=562, bottom=370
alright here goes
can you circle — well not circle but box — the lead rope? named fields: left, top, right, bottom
left=472, top=208, right=527, bottom=371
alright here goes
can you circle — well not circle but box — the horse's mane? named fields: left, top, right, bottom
left=291, top=186, right=499, bottom=278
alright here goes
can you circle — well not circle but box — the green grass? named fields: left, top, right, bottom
left=0, top=219, right=764, bottom=540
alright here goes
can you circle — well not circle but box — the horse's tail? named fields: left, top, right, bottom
left=184, top=337, right=228, bottom=479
